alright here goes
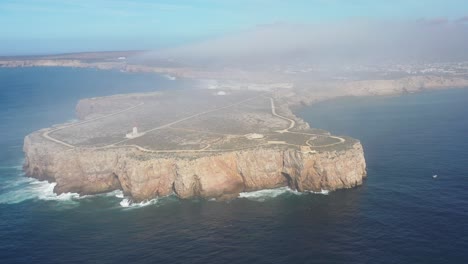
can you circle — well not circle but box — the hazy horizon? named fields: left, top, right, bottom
left=1, top=0, right=468, bottom=64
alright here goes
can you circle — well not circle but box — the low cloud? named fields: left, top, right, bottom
left=150, top=18, right=468, bottom=66
left=456, top=16, right=468, bottom=23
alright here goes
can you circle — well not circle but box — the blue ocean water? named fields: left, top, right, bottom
left=0, top=68, right=467, bottom=264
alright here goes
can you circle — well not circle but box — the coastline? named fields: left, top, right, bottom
left=3, top=63, right=468, bottom=264
left=13, top=63, right=468, bottom=203
left=21, top=81, right=367, bottom=202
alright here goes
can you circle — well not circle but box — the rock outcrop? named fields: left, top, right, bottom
left=23, top=131, right=366, bottom=201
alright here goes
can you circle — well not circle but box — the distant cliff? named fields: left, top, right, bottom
left=343, top=75, right=468, bottom=96
left=289, top=75, right=468, bottom=106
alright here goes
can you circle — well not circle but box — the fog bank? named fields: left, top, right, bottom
left=148, top=18, right=468, bottom=66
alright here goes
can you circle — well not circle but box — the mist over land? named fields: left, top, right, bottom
left=10, top=17, right=468, bottom=202
left=141, top=18, right=468, bottom=66
left=2, top=17, right=468, bottom=102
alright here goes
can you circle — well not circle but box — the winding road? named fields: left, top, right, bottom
left=42, top=94, right=346, bottom=153
left=267, top=97, right=346, bottom=147
left=268, top=97, right=295, bottom=133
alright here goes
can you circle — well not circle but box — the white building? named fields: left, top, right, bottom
left=126, top=127, right=141, bottom=139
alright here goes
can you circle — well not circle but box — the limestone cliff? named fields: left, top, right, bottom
left=287, top=75, right=468, bottom=107
left=23, top=131, right=366, bottom=201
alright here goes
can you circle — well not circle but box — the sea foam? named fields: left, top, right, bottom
left=239, top=187, right=301, bottom=201
left=0, top=177, right=80, bottom=204
left=0, top=162, right=328, bottom=206
left=239, top=187, right=329, bottom=201
left=118, top=193, right=181, bottom=208
left=119, top=198, right=159, bottom=208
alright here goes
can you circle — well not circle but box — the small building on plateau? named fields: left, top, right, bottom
left=126, top=127, right=141, bottom=139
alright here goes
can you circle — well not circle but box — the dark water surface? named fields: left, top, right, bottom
left=0, top=68, right=467, bottom=264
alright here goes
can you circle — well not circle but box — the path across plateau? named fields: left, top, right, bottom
left=42, top=95, right=345, bottom=152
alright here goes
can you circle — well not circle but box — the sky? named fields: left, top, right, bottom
left=0, top=0, right=467, bottom=55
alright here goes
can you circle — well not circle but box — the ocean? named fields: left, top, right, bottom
left=0, top=67, right=467, bottom=264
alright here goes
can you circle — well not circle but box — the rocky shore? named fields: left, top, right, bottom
left=21, top=68, right=468, bottom=202
left=23, top=131, right=366, bottom=201
left=18, top=48, right=468, bottom=202
left=22, top=88, right=368, bottom=202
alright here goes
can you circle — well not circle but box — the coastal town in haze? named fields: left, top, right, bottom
left=2, top=51, right=468, bottom=78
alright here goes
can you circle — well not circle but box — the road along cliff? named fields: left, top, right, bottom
left=23, top=89, right=367, bottom=202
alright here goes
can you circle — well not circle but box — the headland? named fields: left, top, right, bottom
left=15, top=51, right=468, bottom=202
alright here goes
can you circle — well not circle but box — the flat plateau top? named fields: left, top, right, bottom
left=42, top=89, right=353, bottom=154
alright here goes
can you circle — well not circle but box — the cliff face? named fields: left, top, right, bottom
left=343, top=75, right=468, bottom=96
left=286, top=76, right=468, bottom=107
left=23, top=132, right=366, bottom=201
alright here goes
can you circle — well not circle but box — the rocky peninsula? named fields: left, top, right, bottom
left=23, top=89, right=366, bottom=202
left=16, top=52, right=468, bottom=202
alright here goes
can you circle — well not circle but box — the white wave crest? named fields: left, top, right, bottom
left=119, top=198, right=159, bottom=208
left=239, top=187, right=301, bottom=201
left=118, top=193, right=180, bottom=208
left=310, top=189, right=329, bottom=195
left=114, top=191, right=124, bottom=198
left=74, top=189, right=125, bottom=200
left=239, top=187, right=329, bottom=201
left=0, top=177, right=80, bottom=204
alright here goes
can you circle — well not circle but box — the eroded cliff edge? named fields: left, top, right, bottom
left=24, top=132, right=366, bottom=201
left=23, top=89, right=367, bottom=201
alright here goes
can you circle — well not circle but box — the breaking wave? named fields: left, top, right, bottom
left=0, top=162, right=328, bottom=207
left=119, top=198, right=159, bottom=208
left=0, top=164, right=169, bottom=208
left=311, top=189, right=329, bottom=195
left=114, top=191, right=124, bottom=198
left=0, top=161, right=82, bottom=205
left=118, top=193, right=180, bottom=208
left=0, top=163, right=120, bottom=205
left=0, top=177, right=80, bottom=205
left=239, top=187, right=301, bottom=201
left=239, top=187, right=329, bottom=201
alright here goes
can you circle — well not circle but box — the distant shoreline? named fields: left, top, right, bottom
left=2, top=62, right=467, bottom=105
